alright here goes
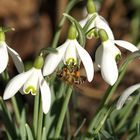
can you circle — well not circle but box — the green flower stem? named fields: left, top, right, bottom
left=11, top=96, right=21, bottom=124
left=84, top=51, right=140, bottom=139
left=37, top=97, right=43, bottom=140
left=51, top=0, right=81, bottom=48
left=54, top=87, right=73, bottom=138
left=33, top=93, right=39, bottom=138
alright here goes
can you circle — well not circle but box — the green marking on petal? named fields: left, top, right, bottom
left=25, top=86, right=37, bottom=95
left=66, top=58, right=76, bottom=65
left=86, top=28, right=99, bottom=39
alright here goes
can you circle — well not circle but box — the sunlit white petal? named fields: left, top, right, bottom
left=39, top=72, right=51, bottom=114
left=75, top=41, right=94, bottom=82
left=7, top=46, right=24, bottom=73
left=103, top=40, right=121, bottom=56
left=23, top=68, right=40, bottom=95
left=0, top=42, right=9, bottom=73
left=113, top=40, right=139, bottom=52
left=43, top=40, right=69, bottom=76
left=116, top=83, right=140, bottom=110
left=3, top=68, right=33, bottom=100
left=101, top=46, right=118, bottom=85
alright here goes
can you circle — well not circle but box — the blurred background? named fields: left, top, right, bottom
left=0, top=0, right=140, bottom=138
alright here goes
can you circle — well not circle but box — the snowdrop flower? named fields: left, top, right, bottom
left=95, top=29, right=138, bottom=85
left=43, top=25, right=94, bottom=82
left=116, top=83, right=140, bottom=110
left=0, top=27, right=24, bottom=73
left=79, top=0, right=114, bottom=40
left=3, top=56, right=51, bottom=114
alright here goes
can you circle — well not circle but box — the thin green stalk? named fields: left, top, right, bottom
left=11, top=96, right=20, bottom=124
left=33, top=93, right=39, bottom=138
left=37, top=97, right=43, bottom=140
left=51, top=0, right=81, bottom=48
left=54, top=87, right=73, bottom=138
left=66, top=110, right=71, bottom=139
left=42, top=127, right=46, bottom=140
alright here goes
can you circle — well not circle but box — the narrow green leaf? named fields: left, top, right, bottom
left=11, top=96, right=21, bottom=124
left=130, top=104, right=140, bottom=130
left=100, top=129, right=112, bottom=139
left=137, top=122, right=140, bottom=135
left=5, top=130, right=12, bottom=140
left=63, top=13, right=86, bottom=46
left=37, top=99, right=43, bottom=140
left=20, top=108, right=26, bottom=140
left=74, top=118, right=86, bottom=137
left=0, top=97, right=18, bottom=138
left=42, top=127, right=46, bottom=140
left=25, top=124, right=34, bottom=140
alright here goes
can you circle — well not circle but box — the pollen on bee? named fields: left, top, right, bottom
left=75, top=71, right=80, bottom=77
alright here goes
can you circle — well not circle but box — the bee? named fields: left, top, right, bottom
left=57, top=63, right=86, bottom=85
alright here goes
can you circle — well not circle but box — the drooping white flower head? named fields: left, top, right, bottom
left=95, top=29, right=138, bottom=85
left=43, top=25, right=94, bottom=82
left=0, top=28, right=24, bottom=73
left=3, top=56, right=51, bottom=114
left=79, top=0, right=114, bottom=40
left=116, top=83, right=140, bottom=110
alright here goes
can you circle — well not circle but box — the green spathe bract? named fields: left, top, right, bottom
left=98, top=29, right=109, bottom=42
left=87, top=0, right=96, bottom=14
left=68, top=25, right=77, bottom=40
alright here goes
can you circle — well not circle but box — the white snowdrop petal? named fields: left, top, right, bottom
left=79, top=17, right=88, bottom=28
left=43, top=40, right=69, bottom=76
left=101, top=46, right=118, bottom=85
left=3, top=68, right=33, bottom=100
left=39, top=72, right=51, bottom=114
left=0, top=42, right=9, bottom=73
left=76, top=41, right=94, bottom=82
left=113, top=40, right=139, bottom=52
left=116, top=83, right=140, bottom=110
left=7, top=46, right=24, bottom=73
left=95, top=15, right=114, bottom=40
